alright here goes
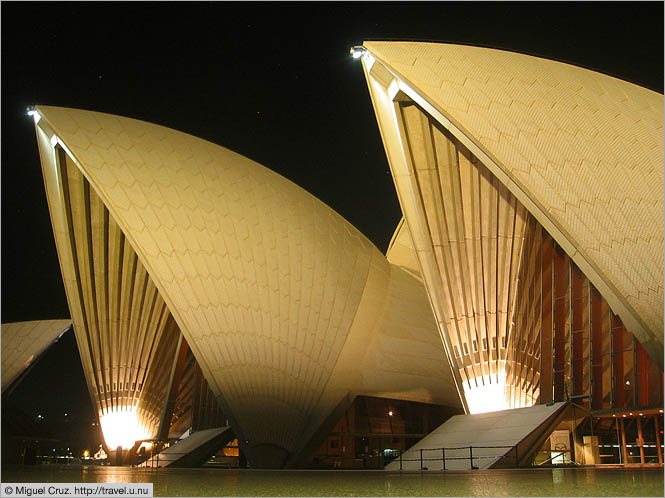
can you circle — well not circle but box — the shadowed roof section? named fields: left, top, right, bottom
left=1, top=319, right=71, bottom=392
left=363, top=41, right=664, bottom=362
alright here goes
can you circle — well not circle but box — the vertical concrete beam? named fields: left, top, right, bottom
left=590, top=286, right=604, bottom=410
left=157, top=335, right=189, bottom=441
left=553, top=247, right=568, bottom=401
left=540, top=234, right=554, bottom=404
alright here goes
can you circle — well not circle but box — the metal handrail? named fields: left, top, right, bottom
left=535, top=449, right=569, bottom=466
left=141, top=443, right=519, bottom=471
left=399, top=444, right=515, bottom=452
left=393, top=444, right=519, bottom=471
left=140, top=450, right=190, bottom=469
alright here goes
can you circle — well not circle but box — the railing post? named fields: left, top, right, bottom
left=442, top=448, right=446, bottom=471
left=399, top=450, right=402, bottom=471
left=515, top=445, right=519, bottom=468
left=469, top=446, right=473, bottom=469
left=420, top=448, right=423, bottom=470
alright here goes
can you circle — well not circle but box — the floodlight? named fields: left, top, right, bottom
left=26, top=106, right=40, bottom=123
left=350, top=46, right=364, bottom=59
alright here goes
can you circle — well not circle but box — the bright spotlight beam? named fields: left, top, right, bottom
left=463, top=373, right=508, bottom=414
left=99, top=406, right=149, bottom=449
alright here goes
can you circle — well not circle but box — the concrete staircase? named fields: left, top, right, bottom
left=140, top=427, right=234, bottom=468
left=385, top=402, right=573, bottom=471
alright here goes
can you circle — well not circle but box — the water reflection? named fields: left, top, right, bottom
left=552, top=468, right=565, bottom=485
left=584, top=469, right=596, bottom=485
left=0, top=466, right=662, bottom=497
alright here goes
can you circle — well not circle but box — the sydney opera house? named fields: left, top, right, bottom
left=4, top=41, right=663, bottom=469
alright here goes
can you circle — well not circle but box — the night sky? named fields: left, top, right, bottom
left=1, top=2, right=663, bottom=441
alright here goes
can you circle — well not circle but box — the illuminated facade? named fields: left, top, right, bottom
left=32, top=105, right=460, bottom=467
left=27, top=41, right=663, bottom=468
left=360, top=41, right=663, bottom=415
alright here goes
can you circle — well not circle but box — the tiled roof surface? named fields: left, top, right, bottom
left=35, top=106, right=460, bottom=459
left=364, top=41, right=664, bottom=349
left=37, top=105, right=377, bottom=453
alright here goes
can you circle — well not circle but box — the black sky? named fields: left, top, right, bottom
left=1, top=1, right=663, bottom=430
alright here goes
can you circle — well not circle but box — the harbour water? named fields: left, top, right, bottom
left=1, top=465, right=662, bottom=497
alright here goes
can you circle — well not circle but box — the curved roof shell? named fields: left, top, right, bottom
left=34, top=106, right=460, bottom=466
left=362, top=41, right=664, bottom=363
